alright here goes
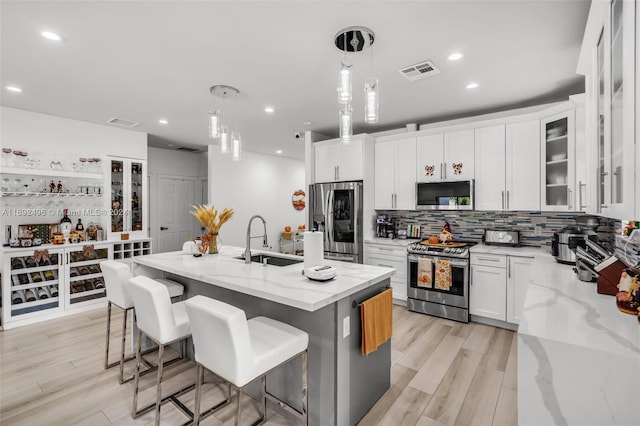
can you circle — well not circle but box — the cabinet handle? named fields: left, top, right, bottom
left=394, top=193, right=397, bottom=208
left=578, top=181, right=586, bottom=210
left=440, top=163, right=444, bottom=180
left=477, top=256, right=501, bottom=262
left=334, top=166, right=338, bottom=181
left=443, top=163, right=447, bottom=179
left=506, top=190, right=510, bottom=209
left=377, top=247, right=393, bottom=251
left=567, top=188, right=572, bottom=210
left=501, top=190, right=505, bottom=209
left=379, top=264, right=393, bottom=268
left=507, top=261, right=511, bottom=278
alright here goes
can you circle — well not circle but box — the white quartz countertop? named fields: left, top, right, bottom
left=470, top=244, right=544, bottom=257
left=364, top=238, right=416, bottom=247
left=132, top=246, right=394, bottom=312
left=519, top=253, right=640, bottom=358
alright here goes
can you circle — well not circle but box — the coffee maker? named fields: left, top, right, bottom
left=376, top=214, right=394, bottom=238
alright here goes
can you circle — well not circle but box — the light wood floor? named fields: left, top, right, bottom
left=0, top=305, right=517, bottom=426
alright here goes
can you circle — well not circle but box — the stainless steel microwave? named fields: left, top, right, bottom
left=416, top=180, right=474, bottom=210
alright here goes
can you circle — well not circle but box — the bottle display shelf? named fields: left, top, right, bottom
left=1, top=191, right=102, bottom=198
left=0, top=167, right=104, bottom=179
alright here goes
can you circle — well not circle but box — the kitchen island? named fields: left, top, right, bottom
left=132, top=246, right=394, bottom=426
left=518, top=254, right=640, bottom=426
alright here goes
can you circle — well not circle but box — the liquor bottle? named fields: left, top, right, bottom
left=12, top=291, right=25, bottom=304
left=60, top=209, right=72, bottom=237
left=49, top=285, right=59, bottom=297
left=30, top=271, right=43, bottom=283
left=75, top=218, right=84, bottom=231
left=37, top=287, right=50, bottom=299
left=132, top=192, right=139, bottom=209
left=11, top=258, right=25, bottom=269
left=84, top=281, right=94, bottom=291
left=25, top=288, right=37, bottom=302
left=43, top=269, right=55, bottom=281
left=17, top=273, right=29, bottom=285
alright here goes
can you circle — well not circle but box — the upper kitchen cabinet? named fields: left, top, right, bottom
left=474, top=121, right=540, bottom=211
left=416, top=130, right=474, bottom=183
left=314, top=135, right=364, bottom=183
left=108, top=157, right=148, bottom=239
left=374, top=136, right=416, bottom=210
left=540, top=109, right=577, bottom=211
left=577, top=0, right=636, bottom=220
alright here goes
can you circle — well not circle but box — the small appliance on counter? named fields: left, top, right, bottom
left=483, top=229, right=520, bottom=246
left=303, top=265, right=337, bottom=282
left=551, top=215, right=600, bottom=265
left=376, top=214, right=395, bottom=239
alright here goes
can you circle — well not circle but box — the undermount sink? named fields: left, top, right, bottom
left=234, top=253, right=303, bottom=267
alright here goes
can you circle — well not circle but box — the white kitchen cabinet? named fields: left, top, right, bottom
left=506, top=256, right=533, bottom=324
left=577, top=0, right=636, bottom=220
left=364, top=242, right=407, bottom=302
left=374, top=137, right=416, bottom=210
left=108, top=157, right=148, bottom=239
left=470, top=252, right=533, bottom=326
left=475, top=121, right=540, bottom=211
left=314, top=136, right=363, bottom=183
left=470, top=256, right=507, bottom=321
left=416, top=130, right=474, bottom=182
left=540, top=110, right=577, bottom=211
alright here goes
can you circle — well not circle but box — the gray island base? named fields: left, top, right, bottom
left=132, top=247, right=394, bottom=425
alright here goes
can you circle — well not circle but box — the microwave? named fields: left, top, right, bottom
left=416, top=180, right=474, bottom=210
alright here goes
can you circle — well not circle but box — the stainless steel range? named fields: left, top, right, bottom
left=407, top=240, right=476, bottom=323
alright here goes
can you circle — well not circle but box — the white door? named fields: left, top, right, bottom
left=157, top=176, right=198, bottom=253
left=507, top=256, right=533, bottom=324
left=374, top=141, right=396, bottom=209
left=416, top=133, right=444, bottom=182
left=395, top=137, right=417, bottom=209
left=444, top=129, right=475, bottom=180
left=507, top=120, right=540, bottom=210
left=474, top=125, right=506, bottom=210
left=470, top=265, right=507, bottom=321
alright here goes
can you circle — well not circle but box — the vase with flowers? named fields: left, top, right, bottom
left=191, top=204, right=234, bottom=254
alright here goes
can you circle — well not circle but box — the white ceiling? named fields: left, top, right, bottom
left=1, top=1, right=591, bottom=161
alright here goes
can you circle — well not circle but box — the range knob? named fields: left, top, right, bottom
left=444, top=248, right=451, bottom=253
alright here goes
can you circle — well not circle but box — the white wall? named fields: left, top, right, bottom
left=147, top=147, right=208, bottom=247
left=207, top=146, right=306, bottom=252
left=1, top=107, right=147, bottom=239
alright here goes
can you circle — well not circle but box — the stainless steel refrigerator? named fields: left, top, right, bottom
left=308, top=181, right=363, bottom=263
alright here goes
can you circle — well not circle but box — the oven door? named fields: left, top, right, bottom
left=407, top=254, right=469, bottom=308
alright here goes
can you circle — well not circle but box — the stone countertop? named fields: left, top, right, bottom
left=519, top=253, right=640, bottom=358
left=364, top=238, right=417, bottom=247
left=132, top=246, right=394, bottom=312
left=470, top=243, right=545, bottom=257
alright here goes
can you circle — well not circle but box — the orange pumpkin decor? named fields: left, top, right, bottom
left=292, top=189, right=306, bottom=211
left=284, top=226, right=292, bottom=232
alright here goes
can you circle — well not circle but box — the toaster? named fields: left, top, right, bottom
left=483, top=229, right=520, bottom=246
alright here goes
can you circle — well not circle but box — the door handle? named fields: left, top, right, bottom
left=160, top=227, right=168, bottom=231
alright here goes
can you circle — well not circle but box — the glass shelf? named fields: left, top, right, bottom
left=1, top=192, right=102, bottom=198
left=0, top=167, right=103, bottom=179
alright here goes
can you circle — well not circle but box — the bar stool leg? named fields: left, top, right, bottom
left=260, top=376, right=267, bottom=423
left=235, top=388, right=242, bottom=426
left=132, top=328, right=143, bottom=418
left=104, top=301, right=113, bottom=369
left=155, top=344, right=165, bottom=426
left=302, top=351, right=308, bottom=425
left=119, top=308, right=129, bottom=384
left=193, top=364, right=203, bottom=426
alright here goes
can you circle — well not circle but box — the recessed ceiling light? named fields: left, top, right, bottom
left=303, top=121, right=312, bottom=126
left=264, top=106, right=275, bottom=113
left=41, top=31, right=62, bottom=41
left=158, top=119, right=168, bottom=125
left=276, top=150, right=283, bottom=154
left=6, top=86, right=22, bottom=92
left=448, top=52, right=463, bottom=61
left=466, top=82, right=479, bottom=89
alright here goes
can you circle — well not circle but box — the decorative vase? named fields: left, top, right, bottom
left=203, top=232, right=219, bottom=254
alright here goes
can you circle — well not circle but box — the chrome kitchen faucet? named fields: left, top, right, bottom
left=244, top=215, right=268, bottom=263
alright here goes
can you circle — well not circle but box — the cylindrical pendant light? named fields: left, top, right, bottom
left=338, top=62, right=352, bottom=104
left=232, top=133, right=241, bottom=161
left=208, top=110, right=220, bottom=139
left=220, top=126, right=230, bottom=153
left=210, top=85, right=240, bottom=157
left=340, top=104, right=352, bottom=144
left=364, top=78, right=379, bottom=123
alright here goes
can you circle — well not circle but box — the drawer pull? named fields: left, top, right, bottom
left=477, top=257, right=500, bottom=262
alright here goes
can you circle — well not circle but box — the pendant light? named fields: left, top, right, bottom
left=364, top=43, right=379, bottom=123
left=334, top=26, right=376, bottom=143
left=231, top=90, right=241, bottom=161
left=209, top=85, right=240, bottom=157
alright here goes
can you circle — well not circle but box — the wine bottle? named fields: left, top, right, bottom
left=25, top=288, right=37, bottom=302
left=30, top=271, right=43, bottom=283
left=75, top=218, right=84, bottom=231
left=11, top=258, right=25, bottom=269
left=37, top=287, right=50, bottom=299
left=93, top=278, right=104, bottom=289
left=60, top=209, right=72, bottom=237
left=12, top=291, right=25, bottom=304
left=49, top=285, right=59, bottom=297
left=25, top=256, right=37, bottom=268
left=11, top=275, right=21, bottom=286
left=70, top=268, right=79, bottom=277
left=17, top=274, right=29, bottom=285
left=43, top=269, right=55, bottom=281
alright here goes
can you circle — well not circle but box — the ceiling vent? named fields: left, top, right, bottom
left=399, top=60, right=441, bottom=81
left=106, top=117, right=141, bottom=128
left=175, top=146, right=201, bottom=153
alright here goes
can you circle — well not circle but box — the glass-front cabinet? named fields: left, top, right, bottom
left=540, top=110, right=576, bottom=211
left=108, top=157, right=147, bottom=238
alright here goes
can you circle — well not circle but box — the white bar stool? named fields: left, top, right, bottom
left=128, top=275, right=194, bottom=426
left=185, top=295, right=309, bottom=426
left=101, top=260, right=185, bottom=384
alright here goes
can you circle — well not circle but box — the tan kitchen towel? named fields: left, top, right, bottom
left=417, top=257, right=433, bottom=288
left=361, top=288, right=393, bottom=356
left=435, top=259, right=452, bottom=291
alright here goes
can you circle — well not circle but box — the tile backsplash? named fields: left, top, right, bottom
left=376, top=210, right=618, bottom=248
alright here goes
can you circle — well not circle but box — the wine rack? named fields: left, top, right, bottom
left=65, top=245, right=110, bottom=307
left=113, top=239, right=152, bottom=261
left=5, top=250, right=62, bottom=319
